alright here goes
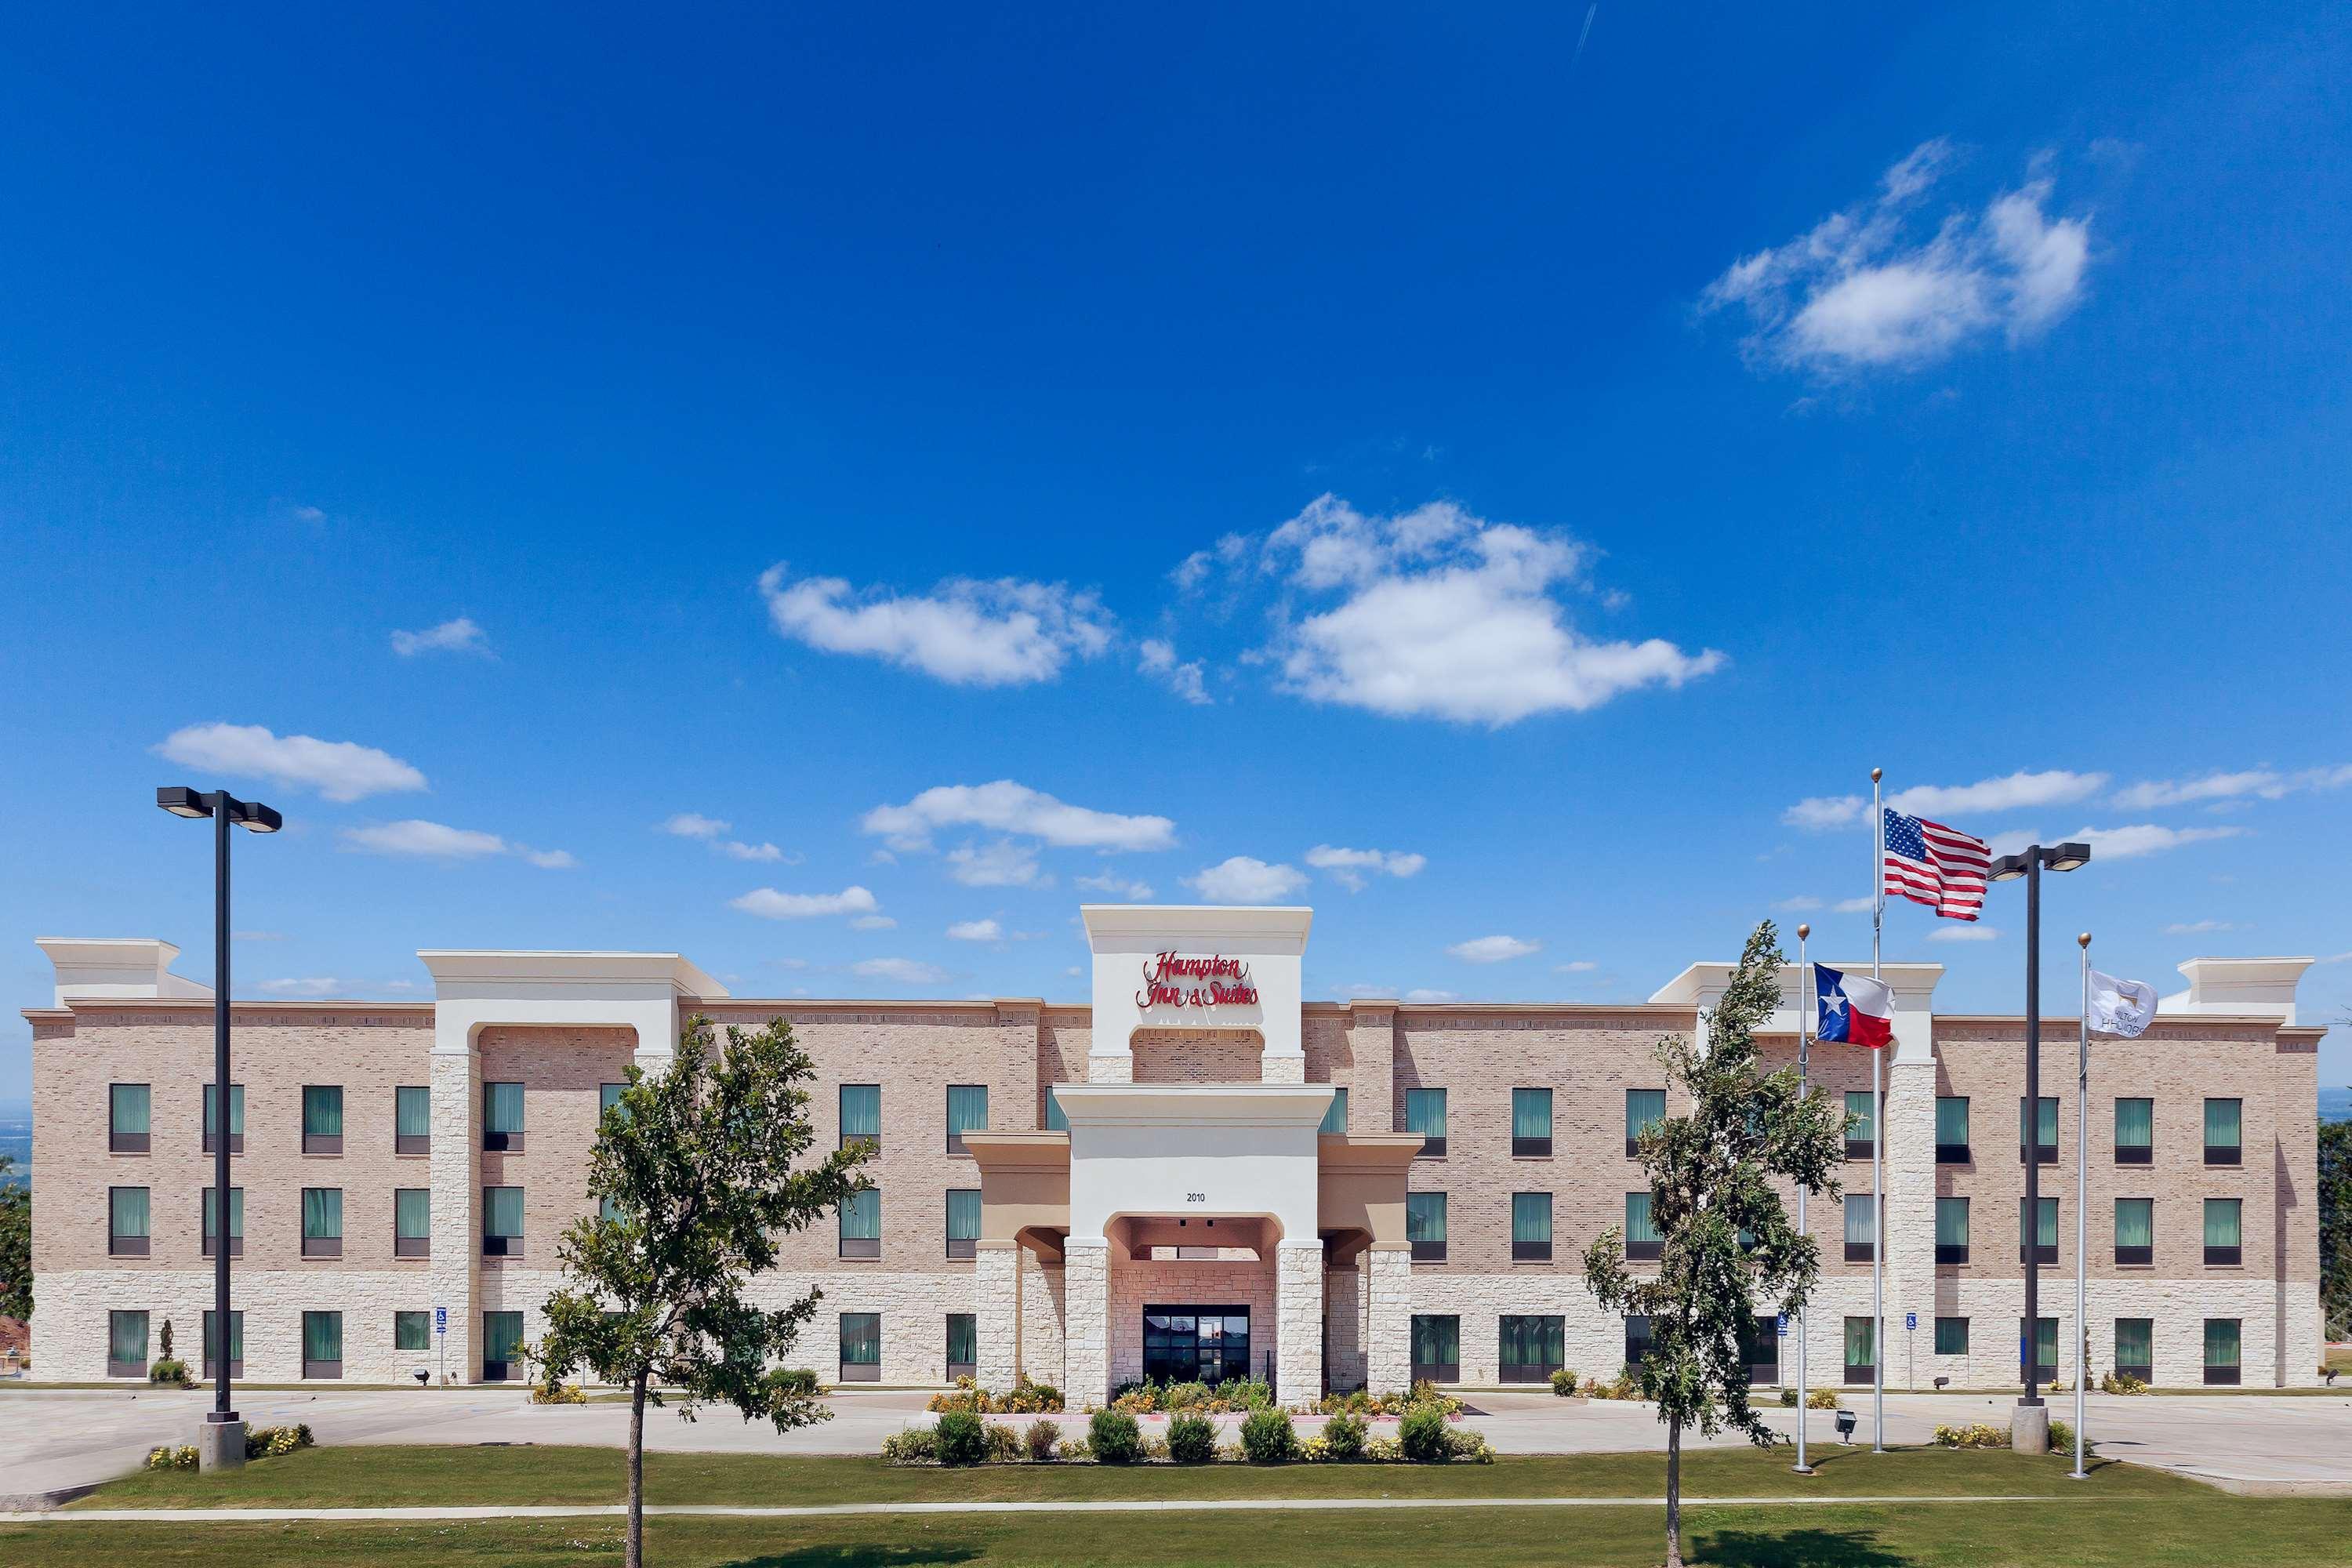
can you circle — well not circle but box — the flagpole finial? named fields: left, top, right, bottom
left=1871, top=767, right=1882, bottom=783
left=2078, top=931, right=2092, bottom=949
left=1796, top=923, right=1810, bottom=941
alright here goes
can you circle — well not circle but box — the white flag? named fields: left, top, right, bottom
left=2088, top=970, right=2157, bottom=1038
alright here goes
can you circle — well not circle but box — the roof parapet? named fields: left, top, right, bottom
left=34, top=938, right=213, bottom=1007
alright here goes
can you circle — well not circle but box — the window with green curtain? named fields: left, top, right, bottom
left=601, top=1196, right=624, bottom=1223
left=2024, top=1316, right=2058, bottom=1369
left=840, top=1084, right=880, bottom=1141
left=481, top=1311, right=522, bottom=1366
left=2204, top=1197, right=2241, bottom=1247
left=1406, top=1088, right=1446, bottom=1138
left=1845, top=1091, right=1875, bottom=1144
left=303, top=1311, right=343, bottom=1364
left=2115, top=1317, right=2153, bottom=1368
left=1319, top=1087, right=1348, bottom=1134
left=1411, top=1314, right=1458, bottom=1367
left=484, top=1082, right=524, bottom=1135
left=109, top=1310, right=148, bottom=1366
left=1844, top=1193, right=1875, bottom=1248
left=395, top=1188, right=430, bottom=1240
left=1499, top=1314, right=1564, bottom=1369
left=1844, top=1316, right=1874, bottom=1370
left=946, top=1189, right=981, bottom=1241
left=303, top=1085, right=343, bottom=1138
left=303, top=1186, right=343, bottom=1239
left=2020, top=1196, right=2057, bottom=1249
left=1512, top=1088, right=1552, bottom=1140
left=1935, top=1316, right=1969, bottom=1356
left=2020, top=1095, right=2057, bottom=1146
left=396, top=1086, right=430, bottom=1138
left=840, top=1187, right=880, bottom=1241
left=2114, top=1097, right=2153, bottom=1149
left=1406, top=1191, right=1446, bottom=1242
left=1512, top=1192, right=1551, bottom=1244
left=205, top=1082, right=244, bottom=1136
left=1624, top=1089, right=1666, bottom=1141
left=110, top=1186, right=149, bottom=1239
left=2115, top=1198, right=2153, bottom=1250
left=840, top=1312, right=881, bottom=1366
left=110, top=1083, right=151, bottom=1135
left=1936, top=1196, right=1968, bottom=1247
left=1044, top=1089, right=1067, bottom=1132
left=946, top=1313, right=978, bottom=1367
left=1936, top=1095, right=1969, bottom=1147
left=203, top=1310, right=242, bottom=1366
left=394, top=1310, right=430, bottom=1352
left=2204, top=1098, right=2241, bottom=1150
left=2204, top=1318, right=2240, bottom=1370
left=1627, top=1191, right=1661, bottom=1246
left=204, top=1186, right=243, bottom=1240
left=946, top=1085, right=987, bottom=1145
left=484, top=1186, right=524, bottom=1240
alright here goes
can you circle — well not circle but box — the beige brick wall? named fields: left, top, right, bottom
left=1131, top=1029, right=1264, bottom=1084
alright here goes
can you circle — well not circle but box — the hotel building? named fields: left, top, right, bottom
left=26, top=906, right=2324, bottom=1399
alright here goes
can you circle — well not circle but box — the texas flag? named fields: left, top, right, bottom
left=1817, top=964, right=1894, bottom=1049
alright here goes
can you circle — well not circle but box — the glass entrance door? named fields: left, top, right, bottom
left=1142, top=1305, right=1252, bottom=1385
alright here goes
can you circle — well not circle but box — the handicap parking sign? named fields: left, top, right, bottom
left=434, top=1305, right=448, bottom=1335
left=1904, top=1312, right=1918, bottom=1332
left=1775, top=1314, right=1788, bottom=1338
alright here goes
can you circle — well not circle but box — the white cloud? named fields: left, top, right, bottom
left=1773, top=896, right=1824, bottom=912
left=1928, top=924, right=2002, bottom=942
left=1185, top=856, right=1308, bottom=902
left=1783, top=769, right=2106, bottom=830
left=946, top=918, right=1004, bottom=942
left=520, top=848, right=579, bottom=869
left=1702, top=140, right=2092, bottom=373
left=2070, top=822, right=2249, bottom=861
left=849, top=914, right=897, bottom=931
left=2111, top=765, right=2352, bottom=810
left=1784, top=795, right=1867, bottom=830
left=660, top=811, right=797, bottom=864
left=759, top=564, right=1112, bottom=687
left=1255, top=496, right=1722, bottom=726
left=947, top=839, right=1044, bottom=887
left=2163, top=920, right=2241, bottom=935
left=233, top=930, right=287, bottom=942
left=1448, top=935, right=1541, bottom=964
left=1553, top=960, right=1599, bottom=974
left=158, top=722, right=427, bottom=803
left=338, top=819, right=575, bottom=867
left=2315, top=951, right=2352, bottom=966
left=661, top=813, right=729, bottom=839
left=1403, top=988, right=1460, bottom=1004
left=1076, top=871, right=1156, bottom=902
left=717, top=840, right=791, bottom=862
left=259, top=976, right=344, bottom=996
left=1835, top=897, right=1877, bottom=914
left=390, top=616, right=491, bottom=658
left=1304, top=844, right=1428, bottom=892
left=730, top=885, right=883, bottom=919
left=851, top=957, right=949, bottom=985
left=862, top=780, right=1174, bottom=853
left=1171, top=532, right=1250, bottom=593
left=1138, top=639, right=1210, bottom=706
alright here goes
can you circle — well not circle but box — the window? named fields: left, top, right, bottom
left=2203, top=1318, right=2241, bottom=1385
left=483, top=1186, right=524, bottom=1257
left=395, top=1188, right=431, bottom=1258
left=1410, top=1314, right=1460, bottom=1383
left=396, top=1086, right=431, bottom=1155
left=1842, top=1316, right=1875, bottom=1384
left=1934, top=1196, right=1969, bottom=1265
left=840, top=1084, right=880, bottom=1152
left=945, top=1189, right=980, bottom=1260
left=1627, top=1191, right=1663, bottom=1261
left=1844, top=1193, right=1875, bottom=1263
left=2019, top=1196, right=2059, bottom=1264
left=2114, top=1097, right=2152, bottom=1165
left=2114, top=1317, right=2154, bottom=1383
left=108, top=1185, right=151, bottom=1257
left=202, top=1186, right=244, bottom=1258
left=840, top=1188, right=881, bottom=1258
left=302, top=1187, right=344, bottom=1258
left=1319, top=1087, right=1348, bottom=1135
left=481, top=1310, right=522, bottom=1381
left=202, top=1309, right=243, bottom=1379
left=205, top=1082, right=245, bottom=1154
left=1935, top=1096, right=1969, bottom=1163
left=946, top=1085, right=987, bottom=1155
left=601, top=1196, right=625, bottom=1224
left=2204, top=1198, right=2242, bottom=1266
left=2020, top=1316, right=2058, bottom=1384
left=1512, top=1192, right=1552, bottom=1261
left=1498, top=1315, right=1565, bottom=1382
left=1512, top=1088, right=1552, bottom=1157
left=108, top=1309, right=149, bottom=1377
left=108, top=1083, right=151, bottom=1154
left=1406, top=1192, right=1447, bottom=1261
left=303, top=1310, right=344, bottom=1379
left=1845, top=1091, right=1875, bottom=1160
left=302, top=1085, right=344, bottom=1155
left=1624, top=1314, right=1655, bottom=1370
left=600, top=1080, right=629, bottom=1119
left=395, top=1310, right=431, bottom=1352
left=1624, top=1089, right=1666, bottom=1157
left=1044, top=1088, right=1068, bottom=1133
left=2114, top=1198, right=2153, bottom=1265
left=2204, top=1098, right=2242, bottom=1167
left=1406, top=1088, right=1447, bottom=1157
left=1740, top=1314, right=1780, bottom=1385
left=1934, top=1316, right=1969, bottom=1356
left=482, top=1083, right=525, bottom=1152
left=840, top=1312, right=882, bottom=1381
left=946, top=1313, right=977, bottom=1381
left=2020, top=1096, right=2058, bottom=1163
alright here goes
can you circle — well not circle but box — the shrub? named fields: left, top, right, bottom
left=881, top=1428, right=938, bottom=1465
left=1090, top=1408, right=1143, bottom=1465
left=1161, top=1380, right=1210, bottom=1411
left=1061, top=1436, right=1092, bottom=1462
left=769, top=1367, right=820, bottom=1398
left=145, top=1444, right=198, bottom=1471
left=1806, top=1388, right=1839, bottom=1410
left=1364, top=1434, right=1403, bottom=1462
left=2100, top=1371, right=2147, bottom=1396
left=985, top=1422, right=1023, bottom=1463
left=1167, top=1410, right=1218, bottom=1464
left=1240, top=1406, right=1296, bottom=1463
left=1447, top=1428, right=1497, bottom=1464
left=935, top=1408, right=988, bottom=1466
left=243, top=1425, right=314, bottom=1461
left=1398, top=1406, right=1452, bottom=1463
left=148, top=1358, right=192, bottom=1388
left=1932, top=1423, right=2009, bottom=1450
left=2049, top=1420, right=2077, bottom=1454
left=1549, top=1368, right=1578, bottom=1397
left=1777, top=1387, right=1798, bottom=1407
left=532, top=1380, right=587, bottom=1405
left=1227, top=1377, right=1275, bottom=1411
left=1322, top=1411, right=1367, bottom=1460
left=1110, top=1385, right=1160, bottom=1415
left=1025, top=1418, right=1061, bottom=1461
left=1298, top=1436, right=1330, bottom=1461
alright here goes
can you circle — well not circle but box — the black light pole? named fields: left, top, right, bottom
left=157, top=786, right=281, bottom=1465
left=1987, top=840, right=2089, bottom=1441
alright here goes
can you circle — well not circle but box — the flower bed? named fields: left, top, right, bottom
left=924, top=1374, right=1064, bottom=1415
left=884, top=1408, right=1491, bottom=1465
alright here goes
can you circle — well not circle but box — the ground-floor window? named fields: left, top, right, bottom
left=303, top=1311, right=344, bottom=1380
left=1497, top=1315, right=1563, bottom=1382
left=840, top=1312, right=882, bottom=1382
left=1410, top=1314, right=1460, bottom=1385
left=203, top=1309, right=243, bottom=1379
left=2019, top=1316, right=2057, bottom=1385
left=946, top=1313, right=977, bottom=1382
left=1934, top=1316, right=1969, bottom=1356
left=1624, top=1315, right=1653, bottom=1375
left=395, top=1310, right=432, bottom=1353
left=481, top=1310, right=522, bottom=1381
left=1738, top=1314, right=1778, bottom=1385
left=1144, top=1305, right=1252, bottom=1385
left=1842, top=1316, right=1874, bottom=1385
left=2203, top=1319, right=2240, bottom=1385
left=107, top=1309, right=148, bottom=1378
left=2114, top=1317, right=2153, bottom=1383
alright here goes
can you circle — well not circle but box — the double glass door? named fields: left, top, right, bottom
left=1142, top=1305, right=1252, bottom=1385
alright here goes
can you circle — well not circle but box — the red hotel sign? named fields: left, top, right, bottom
left=1136, top=952, right=1260, bottom=1010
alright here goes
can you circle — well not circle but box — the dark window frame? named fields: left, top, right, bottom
left=1406, top=1087, right=1447, bottom=1159
left=945, top=1083, right=987, bottom=1156
left=481, top=1310, right=524, bottom=1381
left=481, top=1185, right=524, bottom=1258
left=945, top=1312, right=977, bottom=1384
left=301, top=1084, right=344, bottom=1156
left=840, top=1187, right=881, bottom=1260
left=395, top=1085, right=431, bottom=1156
left=301, top=1310, right=344, bottom=1381
left=205, top=1081, right=245, bottom=1155
left=1410, top=1312, right=1461, bottom=1385
left=201, top=1185, right=243, bottom=1258
left=1497, top=1313, right=1566, bottom=1383
left=107, top=1082, right=151, bottom=1155
left=1510, top=1087, right=1552, bottom=1158
left=1406, top=1191, right=1447, bottom=1262
left=840, top=1083, right=881, bottom=1154
left=944, top=1189, right=979, bottom=1261
left=107, top=1309, right=149, bottom=1379
left=481, top=1082, right=526, bottom=1152
left=394, top=1187, right=431, bottom=1258
left=1935, top=1095, right=1970, bottom=1164
left=2020, top=1094, right=2059, bottom=1165
left=839, top=1312, right=883, bottom=1382
left=107, top=1185, right=151, bottom=1257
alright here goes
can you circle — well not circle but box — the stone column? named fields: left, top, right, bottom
left=1062, top=1236, right=1111, bottom=1405
left=1364, top=1243, right=1412, bottom=1393
left=427, top=1039, right=482, bottom=1383
left=1275, top=1242, right=1325, bottom=1405
left=975, top=1243, right=1020, bottom=1393
left=1882, top=1058, right=1938, bottom=1390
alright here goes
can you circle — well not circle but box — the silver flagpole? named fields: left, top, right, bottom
left=1794, top=923, right=1813, bottom=1475
left=1870, top=767, right=1886, bottom=1454
left=2074, top=932, right=2092, bottom=1480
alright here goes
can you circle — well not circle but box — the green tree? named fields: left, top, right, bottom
left=0, top=1153, right=28, bottom=1322
left=1584, top=921, right=1847, bottom=1568
left=538, top=1015, right=870, bottom=1568
left=2321, top=1109, right=2351, bottom=1344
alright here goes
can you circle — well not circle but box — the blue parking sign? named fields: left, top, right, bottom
left=434, top=1305, right=448, bottom=1335
left=1904, top=1312, right=1918, bottom=1332
left=1775, top=1313, right=1788, bottom=1338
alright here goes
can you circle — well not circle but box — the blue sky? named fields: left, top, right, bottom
left=5, top=2, right=2350, bottom=1105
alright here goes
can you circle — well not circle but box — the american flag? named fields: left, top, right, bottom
left=1882, top=806, right=1991, bottom=920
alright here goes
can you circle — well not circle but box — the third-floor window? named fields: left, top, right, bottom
left=2204, top=1099, right=2242, bottom=1167
left=2020, top=1096, right=2058, bottom=1164
left=1511, top=1088, right=1552, bottom=1157
left=108, top=1083, right=151, bottom=1154
left=1935, top=1096, right=1969, bottom=1163
left=946, top=1085, right=987, bottom=1156
left=302, top=1086, right=343, bottom=1155
left=483, top=1083, right=525, bottom=1152
left=1406, top=1088, right=1446, bottom=1157
left=1624, top=1089, right=1665, bottom=1157
left=2114, top=1098, right=2153, bottom=1164
left=205, top=1083, right=244, bottom=1154
left=395, top=1086, right=430, bottom=1155
left=841, top=1084, right=880, bottom=1152
left=1845, top=1092, right=1875, bottom=1161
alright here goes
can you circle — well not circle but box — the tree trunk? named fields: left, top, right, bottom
left=627, top=1369, right=648, bottom=1568
left=1664, top=1414, right=1684, bottom=1568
